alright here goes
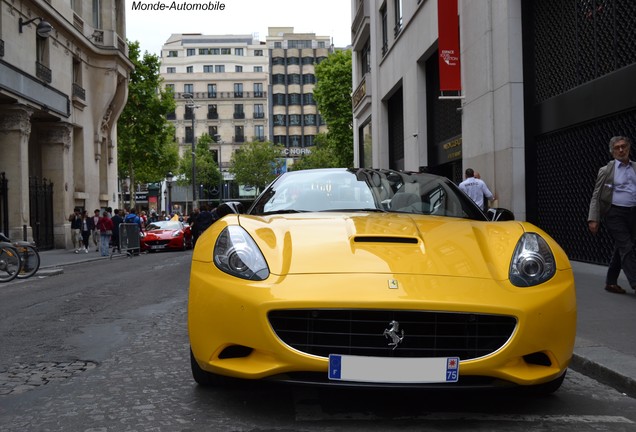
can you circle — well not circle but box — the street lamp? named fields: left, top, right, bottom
left=183, top=92, right=200, bottom=209
left=166, top=171, right=174, bottom=216
left=214, top=134, right=223, bottom=202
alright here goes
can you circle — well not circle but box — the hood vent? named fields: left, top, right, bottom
left=354, top=236, right=418, bottom=244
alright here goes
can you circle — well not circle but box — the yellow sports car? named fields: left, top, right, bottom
left=189, top=168, right=576, bottom=393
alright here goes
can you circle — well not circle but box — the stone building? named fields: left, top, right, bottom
left=0, top=0, right=132, bottom=249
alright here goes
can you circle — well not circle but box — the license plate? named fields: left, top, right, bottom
left=328, top=355, right=459, bottom=383
left=150, top=245, right=166, bottom=250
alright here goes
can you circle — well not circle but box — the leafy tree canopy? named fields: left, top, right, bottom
left=229, top=141, right=285, bottom=192
left=312, top=49, right=354, bottom=168
left=176, top=133, right=222, bottom=195
left=117, top=41, right=178, bottom=191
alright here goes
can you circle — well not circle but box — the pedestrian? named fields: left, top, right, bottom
left=92, top=209, right=101, bottom=252
left=111, top=209, right=123, bottom=253
left=588, top=136, right=636, bottom=294
left=96, top=211, right=114, bottom=257
left=68, top=207, right=82, bottom=252
left=458, top=168, right=495, bottom=211
left=78, top=210, right=94, bottom=254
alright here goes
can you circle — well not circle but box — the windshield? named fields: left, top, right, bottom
left=146, top=221, right=182, bottom=231
left=248, top=168, right=486, bottom=220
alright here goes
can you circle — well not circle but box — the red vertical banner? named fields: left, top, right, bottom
left=437, top=0, right=461, bottom=94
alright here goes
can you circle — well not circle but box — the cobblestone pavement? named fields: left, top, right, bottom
left=0, top=361, right=97, bottom=395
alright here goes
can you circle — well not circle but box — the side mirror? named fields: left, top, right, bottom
left=215, top=201, right=245, bottom=218
left=487, top=208, right=515, bottom=221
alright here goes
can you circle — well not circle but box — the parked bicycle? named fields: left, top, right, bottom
left=0, top=241, right=21, bottom=282
left=0, top=233, right=40, bottom=280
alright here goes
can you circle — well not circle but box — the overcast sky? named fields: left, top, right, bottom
left=125, top=0, right=353, bottom=55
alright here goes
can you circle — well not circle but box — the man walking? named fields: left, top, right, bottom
left=588, top=136, right=636, bottom=294
left=459, top=168, right=494, bottom=210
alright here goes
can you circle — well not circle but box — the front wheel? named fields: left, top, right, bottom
left=16, top=244, right=40, bottom=279
left=0, top=245, right=22, bottom=282
left=190, top=348, right=226, bottom=386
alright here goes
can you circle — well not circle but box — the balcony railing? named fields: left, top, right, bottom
left=207, top=112, right=219, bottom=119
left=253, top=112, right=265, bottom=119
left=72, top=83, right=86, bottom=100
left=233, top=112, right=245, bottom=119
left=177, top=91, right=267, bottom=100
left=36, top=62, right=52, bottom=83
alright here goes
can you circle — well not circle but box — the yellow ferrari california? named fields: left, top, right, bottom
left=188, top=168, right=576, bottom=393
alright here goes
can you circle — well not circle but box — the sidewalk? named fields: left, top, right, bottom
left=34, top=249, right=636, bottom=395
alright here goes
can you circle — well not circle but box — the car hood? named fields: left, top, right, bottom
left=234, top=213, right=542, bottom=280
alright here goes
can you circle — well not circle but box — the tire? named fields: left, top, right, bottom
left=190, top=348, right=225, bottom=386
left=525, top=370, right=567, bottom=396
left=16, top=245, right=40, bottom=279
left=0, top=245, right=22, bottom=283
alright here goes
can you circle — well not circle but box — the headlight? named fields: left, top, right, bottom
left=172, top=230, right=182, bottom=238
left=509, top=233, right=556, bottom=287
left=214, top=226, right=269, bottom=280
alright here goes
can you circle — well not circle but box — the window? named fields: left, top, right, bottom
left=318, top=41, right=326, bottom=49
left=272, top=57, right=285, bottom=65
left=184, top=106, right=194, bottom=120
left=203, top=65, right=214, bottom=73
left=254, top=103, right=264, bottom=118
left=211, top=48, right=220, bottom=55
left=288, top=40, right=312, bottom=49
left=274, top=42, right=282, bottom=48
left=207, top=84, right=217, bottom=98
left=215, top=65, right=225, bottom=73
left=302, top=93, right=315, bottom=105
left=302, top=74, right=315, bottom=84
left=272, top=74, right=285, bottom=85
left=254, top=66, right=263, bottom=72
left=274, top=135, right=286, bottom=145
left=184, top=83, right=193, bottom=94
left=289, top=135, right=301, bottom=147
left=254, top=83, right=263, bottom=97
left=185, top=126, right=193, bottom=143
left=273, top=114, right=285, bottom=126
left=381, top=4, right=388, bottom=55
left=165, top=83, right=175, bottom=92
left=288, top=74, right=301, bottom=85
left=304, top=135, right=315, bottom=146
left=288, top=94, right=301, bottom=105
left=235, top=65, right=243, bottom=72
left=234, top=104, right=245, bottom=119
left=187, top=48, right=196, bottom=56
left=394, top=0, right=403, bottom=36
left=361, top=40, right=371, bottom=75
left=254, top=49, right=263, bottom=56
left=199, top=48, right=212, bottom=55
left=221, top=48, right=231, bottom=55
left=186, top=66, right=193, bottom=73
left=287, top=57, right=300, bottom=65
left=209, top=126, right=218, bottom=138
left=234, top=83, right=243, bottom=97
left=272, top=94, right=285, bottom=106
left=207, top=104, right=218, bottom=119
left=302, top=57, right=314, bottom=65
left=304, top=114, right=316, bottom=125
left=254, top=125, right=265, bottom=141
left=92, top=0, right=101, bottom=28
left=288, top=114, right=301, bottom=126
left=167, top=50, right=178, bottom=58
left=235, top=126, right=245, bottom=142
left=167, top=67, right=176, bottom=74
left=235, top=48, right=244, bottom=56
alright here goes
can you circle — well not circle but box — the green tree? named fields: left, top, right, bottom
left=313, top=49, right=354, bottom=167
left=117, top=41, right=178, bottom=205
left=176, top=133, right=222, bottom=198
left=229, top=141, right=285, bottom=193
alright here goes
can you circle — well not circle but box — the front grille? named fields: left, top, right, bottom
left=268, top=310, right=516, bottom=360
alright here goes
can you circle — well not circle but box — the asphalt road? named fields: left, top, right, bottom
left=2, top=251, right=636, bottom=431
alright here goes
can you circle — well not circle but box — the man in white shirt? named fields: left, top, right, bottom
left=459, top=168, right=494, bottom=210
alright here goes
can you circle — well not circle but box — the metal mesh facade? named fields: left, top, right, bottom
left=533, top=0, right=636, bottom=104
left=526, top=0, right=636, bottom=265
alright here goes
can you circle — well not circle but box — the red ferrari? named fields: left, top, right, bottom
left=140, top=220, right=192, bottom=252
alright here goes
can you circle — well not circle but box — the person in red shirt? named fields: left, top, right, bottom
left=96, top=211, right=114, bottom=257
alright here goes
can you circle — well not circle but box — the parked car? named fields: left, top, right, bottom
left=140, top=220, right=192, bottom=252
left=188, top=168, right=576, bottom=393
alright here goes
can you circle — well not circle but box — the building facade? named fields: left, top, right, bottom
left=351, top=0, right=636, bottom=265
left=0, top=0, right=132, bottom=249
left=265, top=27, right=332, bottom=162
left=160, top=33, right=270, bottom=208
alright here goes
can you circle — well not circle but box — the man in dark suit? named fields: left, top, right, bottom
left=588, top=136, right=636, bottom=294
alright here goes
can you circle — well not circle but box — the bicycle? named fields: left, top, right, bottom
left=0, top=233, right=40, bottom=279
left=0, top=242, right=21, bottom=282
